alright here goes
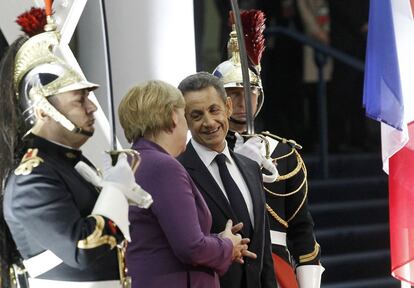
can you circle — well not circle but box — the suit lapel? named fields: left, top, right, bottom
left=231, top=151, right=263, bottom=233
left=180, top=143, right=235, bottom=221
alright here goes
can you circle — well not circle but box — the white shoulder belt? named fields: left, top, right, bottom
left=23, top=249, right=63, bottom=278
left=270, top=230, right=287, bottom=246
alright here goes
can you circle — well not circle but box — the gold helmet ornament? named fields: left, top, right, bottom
left=13, top=5, right=98, bottom=137
left=213, top=10, right=266, bottom=118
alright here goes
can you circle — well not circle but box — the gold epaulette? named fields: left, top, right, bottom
left=14, top=148, right=44, bottom=176
left=261, top=131, right=303, bottom=150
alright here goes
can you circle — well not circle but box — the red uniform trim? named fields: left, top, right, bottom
left=272, top=252, right=298, bottom=288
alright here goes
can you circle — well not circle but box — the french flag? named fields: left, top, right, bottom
left=363, top=0, right=414, bottom=285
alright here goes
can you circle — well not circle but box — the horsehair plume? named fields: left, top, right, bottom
left=229, top=10, right=266, bottom=67
left=16, top=7, right=47, bottom=37
left=0, top=36, right=28, bottom=186
left=44, top=0, right=54, bottom=17
left=240, top=10, right=266, bottom=67
left=0, top=36, right=28, bottom=288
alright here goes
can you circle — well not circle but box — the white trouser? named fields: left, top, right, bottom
left=28, top=278, right=122, bottom=288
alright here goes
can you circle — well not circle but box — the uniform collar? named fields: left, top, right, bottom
left=29, top=133, right=83, bottom=165
left=226, top=130, right=248, bottom=151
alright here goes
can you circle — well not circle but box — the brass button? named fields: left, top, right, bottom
left=65, top=152, right=77, bottom=159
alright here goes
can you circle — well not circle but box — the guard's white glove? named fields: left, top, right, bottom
left=75, top=155, right=132, bottom=241
left=75, top=155, right=153, bottom=241
left=102, top=154, right=153, bottom=209
left=75, top=154, right=153, bottom=208
left=262, top=158, right=279, bottom=183
left=234, top=136, right=265, bottom=166
left=76, top=155, right=152, bottom=208
left=296, top=265, right=325, bottom=288
left=234, top=136, right=279, bottom=183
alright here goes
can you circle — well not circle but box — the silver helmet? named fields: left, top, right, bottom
left=213, top=23, right=264, bottom=117
left=14, top=31, right=98, bottom=136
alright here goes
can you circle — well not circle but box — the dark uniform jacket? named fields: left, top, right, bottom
left=3, top=134, right=122, bottom=281
left=178, top=142, right=277, bottom=288
left=226, top=131, right=320, bottom=267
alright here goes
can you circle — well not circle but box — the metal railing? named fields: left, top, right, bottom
left=264, top=26, right=364, bottom=179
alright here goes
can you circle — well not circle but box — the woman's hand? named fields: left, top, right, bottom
left=219, top=220, right=257, bottom=263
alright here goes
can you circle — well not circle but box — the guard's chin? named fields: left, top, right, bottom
left=229, top=117, right=247, bottom=125
left=76, top=128, right=94, bottom=137
left=83, top=130, right=94, bottom=137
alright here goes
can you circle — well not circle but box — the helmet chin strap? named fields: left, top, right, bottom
left=36, top=97, right=94, bottom=138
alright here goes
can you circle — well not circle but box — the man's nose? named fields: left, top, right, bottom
left=238, top=96, right=246, bottom=109
left=202, top=114, right=215, bottom=126
left=86, top=98, right=98, bottom=114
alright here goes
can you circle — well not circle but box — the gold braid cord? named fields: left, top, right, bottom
left=117, top=242, right=132, bottom=288
left=299, top=242, right=320, bottom=263
left=261, top=132, right=308, bottom=228
left=274, top=150, right=303, bottom=182
left=266, top=204, right=288, bottom=228
left=266, top=178, right=308, bottom=228
left=77, top=216, right=117, bottom=249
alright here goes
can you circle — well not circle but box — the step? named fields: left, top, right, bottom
left=322, top=276, right=400, bottom=288
left=308, top=176, right=388, bottom=204
left=316, top=223, right=390, bottom=255
left=304, top=153, right=383, bottom=179
left=310, top=199, right=389, bottom=229
left=322, top=250, right=391, bottom=283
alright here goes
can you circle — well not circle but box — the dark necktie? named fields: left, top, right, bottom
left=215, top=153, right=253, bottom=237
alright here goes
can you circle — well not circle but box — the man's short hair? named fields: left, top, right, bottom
left=118, top=80, right=185, bottom=143
left=178, top=72, right=227, bottom=102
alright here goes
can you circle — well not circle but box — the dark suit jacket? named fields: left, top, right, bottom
left=178, top=142, right=277, bottom=288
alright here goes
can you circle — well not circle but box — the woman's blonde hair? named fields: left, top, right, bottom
left=118, top=80, right=185, bottom=143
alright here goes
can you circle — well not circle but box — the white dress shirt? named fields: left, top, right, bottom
left=191, top=139, right=255, bottom=226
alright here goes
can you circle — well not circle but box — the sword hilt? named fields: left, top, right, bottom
left=107, top=149, right=141, bottom=172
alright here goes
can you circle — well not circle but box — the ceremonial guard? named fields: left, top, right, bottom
left=0, top=4, right=149, bottom=288
left=212, top=10, right=324, bottom=288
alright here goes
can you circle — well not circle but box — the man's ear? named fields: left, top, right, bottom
left=225, top=97, right=233, bottom=118
left=34, top=107, right=49, bottom=121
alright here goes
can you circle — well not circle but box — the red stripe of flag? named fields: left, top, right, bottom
left=389, top=121, right=414, bottom=284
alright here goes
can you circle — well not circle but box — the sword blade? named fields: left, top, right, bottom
left=229, top=0, right=255, bottom=135
left=99, top=0, right=117, bottom=152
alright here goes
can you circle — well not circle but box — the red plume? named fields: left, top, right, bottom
left=44, top=0, right=53, bottom=17
left=16, top=7, right=47, bottom=37
left=229, top=10, right=266, bottom=67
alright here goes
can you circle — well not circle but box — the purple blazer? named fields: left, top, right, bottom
left=126, top=138, right=233, bottom=288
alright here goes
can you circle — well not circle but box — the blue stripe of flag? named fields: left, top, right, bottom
left=363, top=0, right=404, bottom=131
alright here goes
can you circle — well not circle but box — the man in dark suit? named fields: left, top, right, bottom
left=178, top=72, right=277, bottom=288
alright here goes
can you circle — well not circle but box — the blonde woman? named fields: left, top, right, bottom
left=118, top=80, right=256, bottom=288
